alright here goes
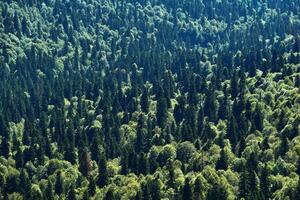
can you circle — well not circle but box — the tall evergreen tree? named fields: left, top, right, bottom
left=97, top=152, right=108, bottom=188
left=182, top=178, right=193, bottom=200
left=227, top=114, right=238, bottom=147
left=260, top=165, right=271, bottom=200
left=55, top=171, right=63, bottom=196
left=156, top=97, right=168, bottom=128
left=45, top=181, right=55, bottom=200
left=216, top=148, right=228, bottom=170
left=79, top=148, right=92, bottom=177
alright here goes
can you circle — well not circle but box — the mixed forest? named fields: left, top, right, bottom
left=0, top=0, right=300, bottom=199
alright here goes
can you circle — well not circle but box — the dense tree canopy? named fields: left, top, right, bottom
left=0, top=0, right=299, bottom=199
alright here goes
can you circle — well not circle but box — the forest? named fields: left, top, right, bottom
left=0, top=0, right=299, bottom=199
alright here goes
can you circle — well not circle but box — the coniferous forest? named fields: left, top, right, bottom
left=0, top=0, right=300, bottom=199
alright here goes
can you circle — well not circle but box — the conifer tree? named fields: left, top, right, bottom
left=194, top=177, right=204, bottom=200
left=182, top=178, right=193, bottom=200
left=55, top=171, right=63, bottom=196
left=227, top=114, right=238, bottom=147
left=79, top=148, right=92, bottom=177
left=260, top=165, right=271, bottom=200
left=19, top=169, right=31, bottom=199
left=140, top=87, right=149, bottom=113
left=45, top=181, right=55, bottom=200
left=88, top=178, right=96, bottom=196
left=97, top=152, right=108, bottom=188
left=156, top=97, right=168, bottom=128
left=67, top=184, right=77, bottom=200
left=216, top=148, right=228, bottom=170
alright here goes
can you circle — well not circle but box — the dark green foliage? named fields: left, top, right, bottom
left=140, top=87, right=149, bottom=113
left=67, top=185, right=77, bottom=200
left=79, top=149, right=92, bottom=177
left=45, top=181, right=55, bottom=200
left=260, top=165, right=271, bottom=200
left=278, top=132, right=289, bottom=157
left=96, top=152, right=108, bottom=188
left=203, top=87, right=217, bottom=122
left=253, top=104, right=264, bottom=132
left=104, top=188, right=114, bottom=200
left=156, top=97, right=168, bottom=128
left=182, top=178, right=193, bottom=200
left=150, top=178, right=161, bottom=200
left=55, top=171, right=63, bottom=196
left=216, top=149, right=228, bottom=170
left=206, top=184, right=228, bottom=200
left=19, top=169, right=31, bottom=199
left=88, top=178, right=96, bottom=196
left=227, top=115, right=238, bottom=147
left=0, top=0, right=298, bottom=198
